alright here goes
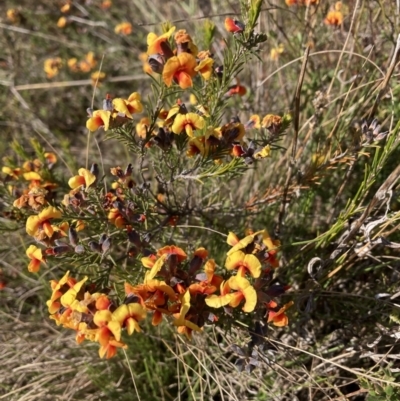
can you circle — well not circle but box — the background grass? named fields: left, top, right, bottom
left=1, top=0, right=400, bottom=400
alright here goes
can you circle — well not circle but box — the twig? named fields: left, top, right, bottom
left=326, top=0, right=361, bottom=96
left=8, top=74, right=144, bottom=91
left=68, top=16, right=108, bottom=27
left=276, top=46, right=309, bottom=238
left=0, top=22, right=85, bottom=49
left=258, top=49, right=384, bottom=88
left=291, top=44, right=310, bottom=162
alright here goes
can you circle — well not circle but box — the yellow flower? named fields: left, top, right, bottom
left=2, top=166, right=22, bottom=180
left=44, top=58, right=62, bottom=79
left=147, top=26, right=176, bottom=55
left=60, top=276, right=88, bottom=311
left=57, top=16, right=67, bottom=28
left=261, top=114, right=282, bottom=131
left=91, top=71, right=106, bottom=86
left=78, top=52, right=97, bottom=72
left=93, top=310, right=122, bottom=340
left=26, top=206, right=62, bottom=237
left=228, top=276, right=257, bottom=312
left=254, top=145, right=271, bottom=159
left=23, top=171, right=42, bottom=182
left=324, top=10, right=343, bottom=26
left=136, top=117, right=150, bottom=139
left=115, top=22, right=132, bottom=35
left=205, top=276, right=257, bottom=313
left=187, top=136, right=206, bottom=157
left=244, top=114, right=261, bottom=130
left=112, top=92, right=143, bottom=119
left=220, top=122, right=245, bottom=143
left=225, top=250, right=262, bottom=278
left=194, top=58, right=214, bottom=80
left=226, top=230, right=264, bottom=255
left=67, top=58, right=79, bottom=72
left=86, top=110, right=112, bottom=132
left=171, top=113, right=205, bottom=137
left=270, top=44, right=284, bottom=61
left=101, top=0, right=112, bottom=9
left=174, top=29, right=198, bottom=56
left=108, top=208, right=127, bottom=228
left=189, top=94, right=197, bottom=105
left=139, top=52, right=153, bottom=74
left=112, top=303, right=147, bottom=335
left=162, top=53, right=197, bottom=89
left=267, top=301, right=294, bottom=326
left=44, top=152, right=57, bottom=166
left=173, top=290, right=202, bottom=333
left=26, top=245, right=45, bottom=273
left=60, top=1, right=71, bottom=13
left=6, top=9, right=20, bottom=24
left=125, top=92, right=143, bottom=114
left=68, top=168, right=96, bottom=189
left=144, top=246, right=187, bottom=281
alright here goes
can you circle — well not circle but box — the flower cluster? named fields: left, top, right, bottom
left=78, top=18, right=290, bottom=167
left=115, top=22, right=133, bottom=35
left=284, top=0, right=345, bottom=27
left=3, top=150, right=57, bottom=212
left=47, top=270, right=147, bottom=359
left=324, top=2, right=345, bottom=26
left=45, top=228, right=291, bottom=358
left=205, top=230, right=291, bottom=321
left=3, top=1, right=295, bottom=362
left=86, top=92, right=143, bottom=132
left=44, top=52, right=98, bottom=79
left=86, top=89, right=290, bottom=163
